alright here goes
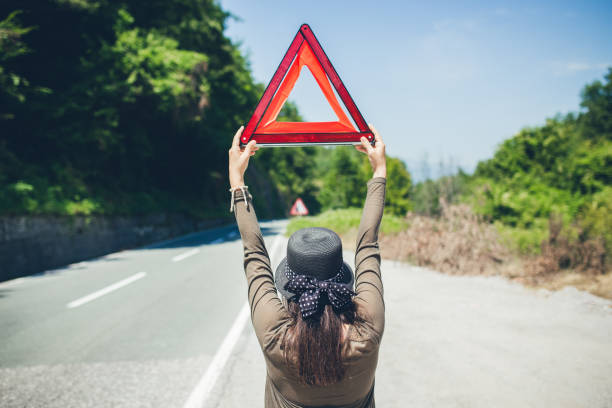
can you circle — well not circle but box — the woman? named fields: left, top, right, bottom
left=228, top=125, right=386, bottom=408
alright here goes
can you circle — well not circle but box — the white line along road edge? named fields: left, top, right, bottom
left=182, top=302, right=250, bottom=408
left=183, top=233, right=285, bottom=408
left=172, top=248, right=201, bottom=262
left=66, top=272, right=147, bottom=309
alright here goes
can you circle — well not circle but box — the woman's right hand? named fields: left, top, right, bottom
left=355, top=124, right=386, bottom=178
left=228, top=126, right=259, bottom=189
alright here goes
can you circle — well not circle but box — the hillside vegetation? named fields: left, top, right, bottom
left=471, top=69, right=611, bottom=264
left=1, top=1, right=259, bottom=218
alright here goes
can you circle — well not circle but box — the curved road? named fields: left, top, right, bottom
left=1, top=220, right=611, bottom=407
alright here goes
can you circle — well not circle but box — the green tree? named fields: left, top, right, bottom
left=384, top=157, right=412, bottom=216
left=317, top=147, right=413, bottom=215
left=580, top=68, right=612, bottom=143
left=318, top=148, right=369, bottom=210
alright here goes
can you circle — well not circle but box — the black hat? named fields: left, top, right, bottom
left=275, top=227, right=354, bottom=300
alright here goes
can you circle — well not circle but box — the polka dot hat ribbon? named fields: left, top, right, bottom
left=284, top=262, right=356, bottom=319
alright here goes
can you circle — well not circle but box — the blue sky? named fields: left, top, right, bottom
left=219, top=0, right=612, bottom=178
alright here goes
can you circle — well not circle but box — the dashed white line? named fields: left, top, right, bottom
left=172, top=248, right=200, bottom=262
left=67, top=272, right=146, bottom=309
left=182, top=233, right=285, bottom=408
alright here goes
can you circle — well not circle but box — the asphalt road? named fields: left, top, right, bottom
left=0, top=220, right=286, bottom=408
left=2, top=220, right=612, bottom=407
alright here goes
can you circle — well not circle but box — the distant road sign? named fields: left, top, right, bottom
left=290, top=198, right=309, bottom=216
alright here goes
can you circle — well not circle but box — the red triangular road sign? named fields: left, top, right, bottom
left=241, top=24, right=373, bottom=147
left=290, top=198, right=309, bottom=216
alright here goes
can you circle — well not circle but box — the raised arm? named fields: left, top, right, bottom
left=352, top=125, right=387, bottom=339
left=228, top=127, right=289, bottom=350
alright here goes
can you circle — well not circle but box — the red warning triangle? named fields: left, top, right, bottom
left=290, top=198, right=309, bottom=216
left=241, top=24, right=374, bottom=147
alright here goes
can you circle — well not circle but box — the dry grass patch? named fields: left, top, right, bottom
left=380, top=203, right=509, bottom=276
left=378, top=201, right=611, bottom=299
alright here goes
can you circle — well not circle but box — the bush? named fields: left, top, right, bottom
left=495, top=222, right=548, bottom=255
left=578, top=187, right=612, bottom=255
left=380, top=202, right=510, bottom=275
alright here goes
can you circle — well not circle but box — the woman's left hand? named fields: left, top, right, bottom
left=228, top=126, right=259, bottom=189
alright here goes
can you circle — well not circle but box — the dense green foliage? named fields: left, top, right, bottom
left=0, top=1, right=413, bottom=219
left=0, top=0, right=262, bottom=217
left=314, top=147, right=412, bottom=216
left=255, top=142, right=413, bottom=218
left=470, top=69, right=612, bottom=254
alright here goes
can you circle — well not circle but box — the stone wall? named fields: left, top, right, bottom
left=0, top=214, right=224, bottom=282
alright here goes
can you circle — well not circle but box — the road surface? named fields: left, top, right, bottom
left=1, top=220, right=611, bottom=407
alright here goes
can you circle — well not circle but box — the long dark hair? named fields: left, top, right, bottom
left=282, top=299, right=362, bottom=386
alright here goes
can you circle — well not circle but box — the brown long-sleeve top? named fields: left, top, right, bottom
left=232, top=177, right=386, bottom=408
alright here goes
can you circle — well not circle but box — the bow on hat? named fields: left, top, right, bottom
left=285, top=267, right=356, bottom=319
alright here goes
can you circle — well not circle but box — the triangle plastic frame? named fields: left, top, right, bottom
left=241, top=24, right=374, bottom=147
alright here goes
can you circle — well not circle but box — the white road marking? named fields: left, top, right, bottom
left=183, top=233, right=285, bottom=408
left=67, top=272, right=146, bottom=309
left=268, top=234, right=284, bottom=265
left=183, top=301, right=250, bottom=408
left=172, top=248, right=200, bottom=262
